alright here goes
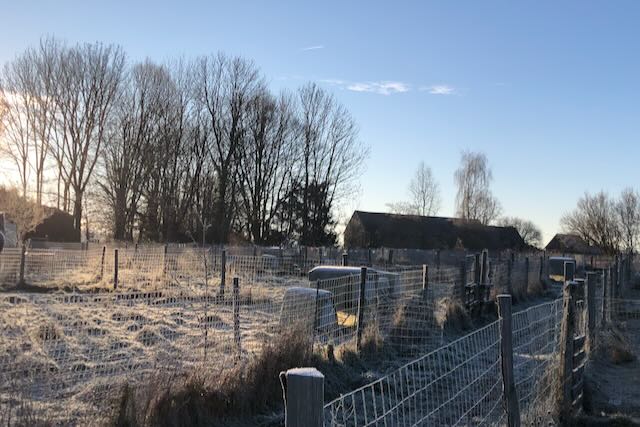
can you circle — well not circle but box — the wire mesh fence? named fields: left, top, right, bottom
left=323, top=297, right=565, bottom=426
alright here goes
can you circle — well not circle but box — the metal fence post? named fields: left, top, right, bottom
left=233, top=277, right=241, bottom=354
left=280, top=367, right=324, bottom=427
left=563, top=261, right=575, bottom=283
left=498, top=295, right=521, bottom=427
left=356, top=266, right=367, bottom=352
left=586, top=272, right=597, bottom=351
left=18, top=243, right=26, bottom=286
left=558, top=281, right=576, bottom=422
left=422, top=264, right=429, bottom=299
left=220, top=250, right=226, bottom=297
left=524, top=257, right=530, bottom=290
left=114, top=249, right=119, bottom=290
left=342, top=252, right=348, bottom=267
left=99, top=245, right=106, bottom=280
left=507, top=258, right=513, bottom=296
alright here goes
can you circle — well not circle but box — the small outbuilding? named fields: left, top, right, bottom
left=344, top=211, right=526, bottom=251
left=545, top=234, right=602, bottom=256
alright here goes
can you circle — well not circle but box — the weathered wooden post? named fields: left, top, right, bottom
left=473, top=253, right=482, bottom=307
left=342, top=252, right=348, bottom=267
left=498, top=294, right=521, bottom=427
left=558, top=281, right=576, bottom=422
left=233, top=277, right=241, bottom=354
left=422, top=264, right=429, bottom=300
left=586, top=272, right=597, bottom=350
left=601, top=268, right=609, bottom=326
left=356, top=266, right=367, bottom=352
left=539, top=255, right=544, bottom=282
left=220, top=249, right=226, bottom=297
left=99, top=245, right=106, bottom=280
left=563, top=261, right=575, bottom=283
left=507, top=258, right=513, bottom=296
left=18, top=243, right=26, bottom=286
left=481, top=249, right=489, bottom=303
left=460, top=258, right=467, bottom=303
left=114, top=249, right=119, bottom=290
left=280, top=367, right=324, bottom=427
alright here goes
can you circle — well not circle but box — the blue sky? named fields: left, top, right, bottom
left=2, top=1, right=640, bottom=244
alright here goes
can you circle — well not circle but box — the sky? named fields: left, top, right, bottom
left=1, top=1, right=640, bottom=245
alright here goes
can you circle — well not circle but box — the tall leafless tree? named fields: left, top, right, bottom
left=295, top=83, right=367, bottom=245
left=387, top=161, right=441, bottom=216
left=561, top=191, right=620, bottom=254
left=237, top=90, right=298, bottom=243
left=454, top=151, right=501, bottom=224
left=193, top=54, right=263, bottom=243
left=616, top=187, right=640, bottom=254
left=498, top=216, right=542, bottom=248
left=52, top=42, right=125, bottom=233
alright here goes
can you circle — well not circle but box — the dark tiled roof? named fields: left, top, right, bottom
left=344, top=211, right=526, bottom=251
left=545, top=233, right=603, bottom=255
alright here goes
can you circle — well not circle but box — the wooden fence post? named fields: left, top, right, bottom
left=507, top=258, right=513, bottom=296
left=524, top=257, right=530, bottom=291
left=388, top=249, right=394, bottom=266
left=498, top=295, right=521, bottom=427
left=18, top=243, right=26, bottom=286
left=114, top=249, right=119, bottom=290
left=601, top=268, right=608, bottom=326
left=422, top=264, right=429, bottom=299
left=460, top=259, right=467, bottom=302
left=356, top=266, right=367, bottom=352
left=481, top=249, right=489, bottom=303
left=563, top=261, right=575, bottom=283
left=280, top=367, right=324, bottom=427
left=586, top=272, right=597, bottom=350
left=99, top=245, right=106, bottom=280
left=558, top=281, right=576, bottom=422
left=220, top=250, right=226, bottom=297
left=233, top=277, right=241, bottom=354
left=473, top=253, right=481, bottom=306
left=539, top=256, right=544, bottom=283
left=342, top=252, right=348, bottom=267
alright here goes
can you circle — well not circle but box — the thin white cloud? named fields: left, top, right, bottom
left=346, top=81, right=410, bottom=95
left=421, top=84, right=456, bottom=95
left=300, top=45, right=324, bottom=51
left=321, top=79, right=410, bottom=95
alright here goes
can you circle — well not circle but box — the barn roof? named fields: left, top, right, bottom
left=344, top=211, right=526, bottom=251
left=544, top=233, right=603, bottom=255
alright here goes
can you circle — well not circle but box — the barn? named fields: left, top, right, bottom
left=343, top=210, right=526, bottom=251
left=544, top=233, right=602, bottom=256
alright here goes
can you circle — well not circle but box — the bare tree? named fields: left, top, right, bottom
left=454, top=151, right=501, bottom=224
left=237, top=90, right=298, bottom=243
left=193, top=54, right=263, bottom=243
left=498, top=216, right=542, bottom=248
left=52, top=42, right=125, bottom=233
left=387, top=161, right=441, bottom=216
left=0, top=55, right=35, bottom=197
left=100, top=60, right=172, bottom=240
left=0, top=186, right=48, bottom=242
left=561, top=191, right=620, bottom=254
left=294, top=82, right=367, bottom=245
left=616, top=187, right=640, bottom=254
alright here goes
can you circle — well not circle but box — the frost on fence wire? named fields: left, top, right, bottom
left=324, top=298, right=565, bottom=427
left=0, top=248, right=21, bottom=285
left=0, top=291, right=237, bottom=423
left=324, top=321, right=504, bottom=426
left=511, top=299, right=563, bottom=422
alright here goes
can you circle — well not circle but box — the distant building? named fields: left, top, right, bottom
left=343, top=211, right=526, bottom=251
left=545, top=233, right=602, bottom=255
left=0, top=212, right=18, bottom=248
left=26, top=208, right=80, bottom=243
